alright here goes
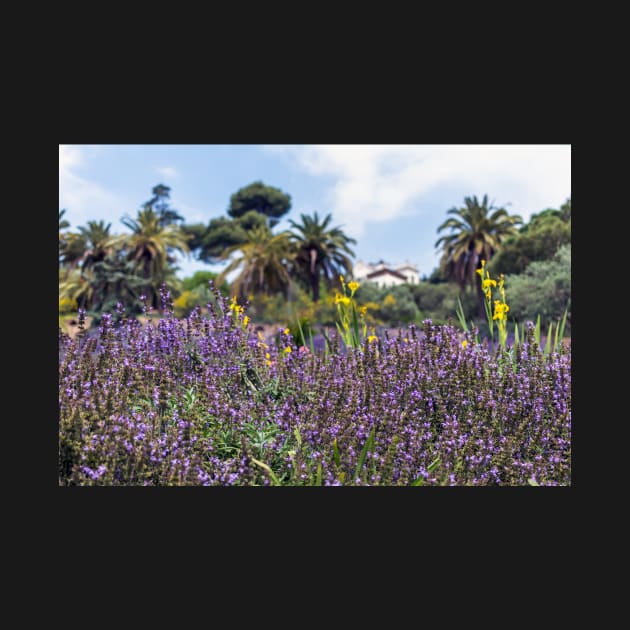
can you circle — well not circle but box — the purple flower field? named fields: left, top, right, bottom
left=59, top=291, right=571, bottom=486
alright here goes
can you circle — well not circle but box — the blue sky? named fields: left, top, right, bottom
left=59, top=144, right=571, bottom=279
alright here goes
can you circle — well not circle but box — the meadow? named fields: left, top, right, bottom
left=59, top=285, right=571, bottom=486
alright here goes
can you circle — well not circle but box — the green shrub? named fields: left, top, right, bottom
left=505, top=244, right=571, bottom=332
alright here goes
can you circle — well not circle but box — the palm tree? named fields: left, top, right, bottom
left=60, top=258, right=147, bottom=314
left=288, top=212, right=356, bottom=302
left=435, top=194, right=522, bottom=314
left=78, top=220, right=112, bottom=274
left=59, top=209, right=70, bottom=231
left=108, top=208, right=190, bottom=308
left=59, top=210, right=87, bottom=270
left=216, top=225, right=293, bottom=299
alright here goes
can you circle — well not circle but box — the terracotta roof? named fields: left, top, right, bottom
left=366, top=268, right=408, bottom=281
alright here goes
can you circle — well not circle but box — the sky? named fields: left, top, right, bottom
left=59, top=144, right=571, bottom=279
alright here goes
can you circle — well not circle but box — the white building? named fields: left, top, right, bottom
left=353, top=259, right=419, bottom=288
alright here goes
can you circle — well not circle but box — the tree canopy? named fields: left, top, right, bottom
left=143, top=184, right=184, bottom=227
left=184, top=211, right=268, bottom=264
left=227, top=181, right=291, bottom=227
left=490, top=198, right=571, bottom=275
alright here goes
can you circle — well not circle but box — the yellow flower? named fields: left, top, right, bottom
left=284, top=346, right=292, bottom=353
left=462, top=340, right=468, bottom=349
left=335, top=293, right=350, bottom=306
left=283, top=328, right=290, bottom=335
left=483, top=277, right=497, bottom=299
left=358, top=305, right=368, bottom=316
left=230, top=296, right=244, bottom=314
left=243, top=316, right=249, bottom=327
left=339, top=274, right=345, bottom=283
left=265, top=352, right=271, bottom=360
left=492, top=301, right=510, bottom=321
left=348, top=281, right=360, bottom=294
left=368, top=335, right=378, bottom=343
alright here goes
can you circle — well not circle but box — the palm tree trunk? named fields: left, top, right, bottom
left=309, top=248, right=319, bottom=302
left=311, top=271, right=320, bottom=302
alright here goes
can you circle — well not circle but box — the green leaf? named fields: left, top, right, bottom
left=544, top=321, right=553, bottom=355
left=321, top=329, right=332, bottom=358
left=534, top=314, right=541, bottom=346
left=294, top=427, right=302, bottom=449
left=333, top=438, right=341, bottom=467
left=427, top=456, right=440, bottom=472
left=315, top=462, right=322, bottom=486
left=351, top=303, right=360, bottom=347
left=411, top=457, right=440, bottom=485
left=354, top=426, right=376, bottom=481
left=295, top=315, right=305, bottom=348
left=250, top=457, right=281, bottom=486
left=335, top=321, right=346, bottom=346
left=528, top=478, right=539, bottom=486
left=455, top=296, right=469, bottom=332
left=557, top=303, right=569, bottom=350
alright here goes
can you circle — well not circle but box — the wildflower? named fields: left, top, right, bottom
left=283, top=328, right=290, bottom=335
left=492, top=301, right=509, bottom=321
left=229, top=296, right=244, bottom=314
left=368, top=335, right=378, bottom=343
left=284, top=346, right=292, bottom=353
left=335, top=293, right=351, bottom=306
left=358, top=305, right=368, bottom=315
left=462, top=340, right=468, bottom=349
left=243, top=316, right=250, bottom=327
left=348, top=281, right=360, bottom=295
left=339, top=274, right=344, bottom=283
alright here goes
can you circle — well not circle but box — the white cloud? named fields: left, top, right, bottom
left=59, top=145, right=126, bottom=227
left=268, top=144, right=571, bottom=237
left=157, top=166, right=178, bottom=179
